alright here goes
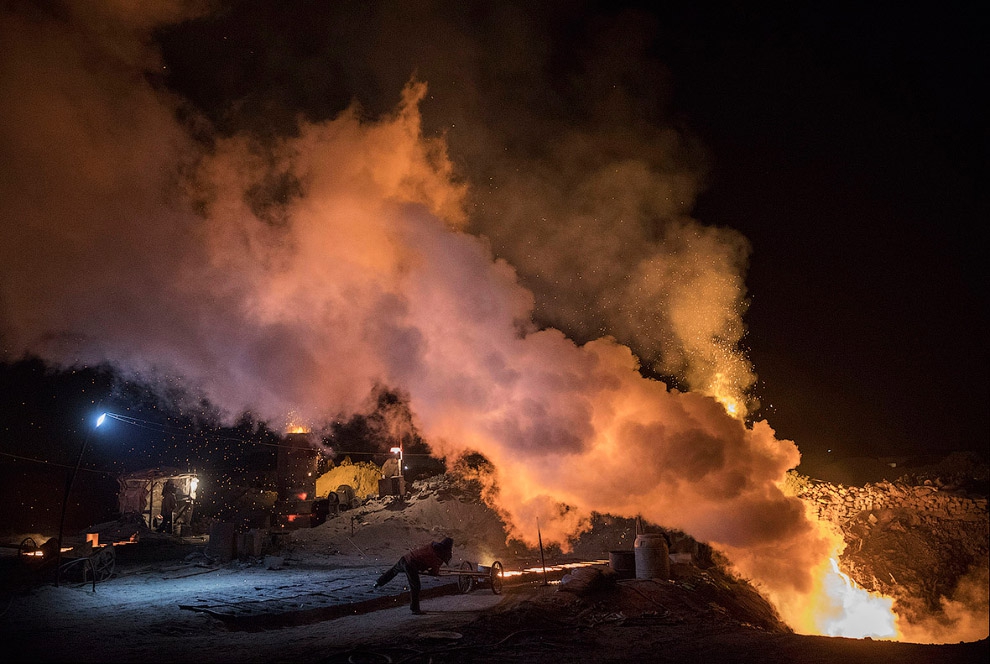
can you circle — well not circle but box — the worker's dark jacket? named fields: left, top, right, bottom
left=403, top=543, right=446, bottom=576
left=162, top=491, right=177, bottom=515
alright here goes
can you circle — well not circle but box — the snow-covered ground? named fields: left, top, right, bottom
left=4, top=480, right=524, bottom=663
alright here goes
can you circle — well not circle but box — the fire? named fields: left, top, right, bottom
left=719, top=397, right=739, bottom=417
left=287, top=425, right=310, bottom=434
left=805, top=557, right=900, bottom=639
left=709, top=371, right=745, bottom=419
left=765, top=518, right=902, bottom=640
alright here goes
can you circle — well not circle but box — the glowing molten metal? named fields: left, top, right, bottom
left=796, top=557, right=901, bottom=640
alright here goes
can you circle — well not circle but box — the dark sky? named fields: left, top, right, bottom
left=1, top=0, right=986, bottom=483
left=638, top=3, right=987, bottom=467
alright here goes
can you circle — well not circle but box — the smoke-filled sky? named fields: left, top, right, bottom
left=0, top=0, right=985, bottom=636
left=3, top=0, right=984, bottom=464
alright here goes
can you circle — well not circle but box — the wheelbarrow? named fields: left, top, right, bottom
left=439, top=560, right=504, bottom=595
left=57, top=543, right=116, bottom=589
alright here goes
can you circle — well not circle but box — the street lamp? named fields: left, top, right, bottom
left=55, top=410, right=106, bottom=585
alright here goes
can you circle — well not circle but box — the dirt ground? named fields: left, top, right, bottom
left=2, top=474, right=987, bottom=663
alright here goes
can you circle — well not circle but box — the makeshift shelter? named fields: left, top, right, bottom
left=117, top=468, right=199, bottom=535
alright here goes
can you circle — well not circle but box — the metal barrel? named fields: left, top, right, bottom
left=634, top=533, right=670, bottom=580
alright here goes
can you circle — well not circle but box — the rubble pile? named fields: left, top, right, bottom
left=799, top=480, right=988, bottom=526
left=795, top=468, right=988, bottom=631
left=409, top=473, right=480, bottom=502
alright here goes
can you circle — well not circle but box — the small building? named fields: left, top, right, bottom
left=117, top=468, right=199, bottom=535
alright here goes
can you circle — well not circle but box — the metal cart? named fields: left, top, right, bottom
left=440, top=560, right=505, bottom=595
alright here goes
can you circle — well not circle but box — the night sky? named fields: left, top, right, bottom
left=638, top=3, right=987, bottom=469
left=1, top=0, right=986, bottom=514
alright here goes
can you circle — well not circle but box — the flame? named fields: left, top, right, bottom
left=718, top=395, right=739, bottom=417
left=709, top=371, right=744, bottom=418
left=804, top=558, right=901, bottom=639
left=287, top=425, right=310, bottom=434
left=764, top=518, right=902, bottom=640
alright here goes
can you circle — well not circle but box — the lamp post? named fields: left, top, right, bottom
left=55, top=411, right=105, bottom=585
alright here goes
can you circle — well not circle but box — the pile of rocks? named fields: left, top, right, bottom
left=796, top=471, right=988, bottom=629
left=798, top=479, right=987, bottom=526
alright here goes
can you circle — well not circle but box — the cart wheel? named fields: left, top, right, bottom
left=18, top=537, right=38, bottom=557
left=490, top=560, right=504, bottom=595
left=92, top=545, right=115, bottom=582
left=457, top=561, right=475, bottom=594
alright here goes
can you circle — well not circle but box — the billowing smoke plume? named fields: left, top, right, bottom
left=0, top=2, right=983, bottom=642
left=307, top=2, right=758, bottom=413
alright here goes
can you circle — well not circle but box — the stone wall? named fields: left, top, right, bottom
left=798, top=479, right=988, bottom=525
